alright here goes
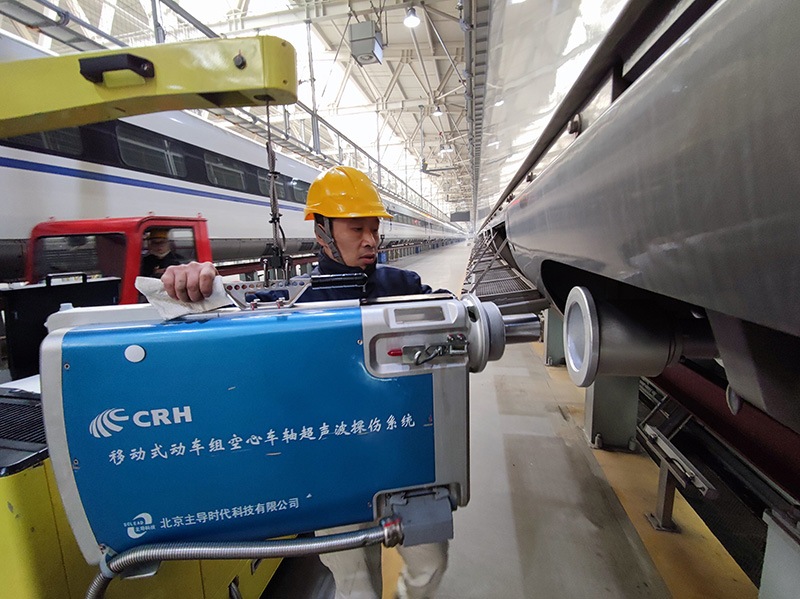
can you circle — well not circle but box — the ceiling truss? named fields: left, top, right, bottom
left=0, top=0, right=490, bottom=218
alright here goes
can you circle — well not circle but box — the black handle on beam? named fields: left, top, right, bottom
left=79, top=54, right=155, bottom=84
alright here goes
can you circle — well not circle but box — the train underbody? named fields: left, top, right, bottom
left=486, top=0, right=800, bottom=588
left=500, top=0, right=799, bottom=467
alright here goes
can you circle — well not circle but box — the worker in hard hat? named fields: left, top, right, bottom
left=140, top=227, right=184, bottom=278
left=162, top=166, right=448, bottom=598
left=163, top=165, right=435, bottom=302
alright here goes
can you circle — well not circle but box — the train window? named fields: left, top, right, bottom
left=289, top=179, right=311, bottom=204
left=117, top=124, right=187, bottom=177
left=32, top=234, right=126, bottom=282
left=166, top=228, right=197, bottom=262
left=5, top=127, right=83, bottom=156
left=140, top=227, right=196, bottom=278
left=205, top=152, right=246, bottom=191
left=256, top=169, right=287, bottom=200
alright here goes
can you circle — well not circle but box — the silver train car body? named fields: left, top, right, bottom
left=502, top=0, right=800, bottom=436
left=0, top=32, right=463, bottom=281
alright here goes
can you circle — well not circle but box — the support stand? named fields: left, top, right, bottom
left=640, top=424, right=717, bottom=533
left=584, top=375, right=639, bottom=450
left=646, top=460, right=680, bottom=532
left=760, top=511, right=800, bottom=599
left=543, top=308, right=564, bottom=366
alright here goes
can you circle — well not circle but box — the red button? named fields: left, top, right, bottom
left=387, top=349, right=403, bottom=357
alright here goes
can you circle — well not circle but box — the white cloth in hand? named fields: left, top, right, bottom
left=135, top=276, right=231, bottom=320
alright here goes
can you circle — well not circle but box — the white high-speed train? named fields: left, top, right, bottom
left=0, top=31, right=463, bottom=281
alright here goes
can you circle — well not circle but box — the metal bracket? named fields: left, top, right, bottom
left=388, top=488, right=453, bottom=546
left=464, top=237, right=509, bottom=294
left=641, top=423, right=717, bottom=532
left=224, top=277, right=314, bottom=310
left=412, top=333, right=469, bottom=365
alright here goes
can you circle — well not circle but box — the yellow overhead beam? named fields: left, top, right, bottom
left=0, top=35, right=297, bottom=138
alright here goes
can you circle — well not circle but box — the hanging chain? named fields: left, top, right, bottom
left=265, top=105, right=288, bottom=283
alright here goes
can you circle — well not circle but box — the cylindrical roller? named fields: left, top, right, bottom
left=502, top=313, right=541, bottom=343
left=462, top=294, right=502, bottom=373
left=462, top=295, right=541, bottom=371
left=563, top=286, right=716, bottom=387
left=483, top=299, right=506, bottom=363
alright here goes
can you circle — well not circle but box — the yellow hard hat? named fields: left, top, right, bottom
left=304, top=166, right=393, bottom=220
left=147, top=228, right=170, bottom=240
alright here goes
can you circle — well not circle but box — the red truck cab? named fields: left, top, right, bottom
left=25, top=216, right=212, bottom=304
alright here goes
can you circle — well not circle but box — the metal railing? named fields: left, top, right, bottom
left=212, top=102, right=451, bottom=223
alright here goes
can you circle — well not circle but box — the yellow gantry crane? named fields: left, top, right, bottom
left=0, top=35, right=297, bottom=137
left=0, top=35, right=297, bottom=599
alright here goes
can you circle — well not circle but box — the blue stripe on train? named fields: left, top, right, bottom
left=0, top=156, right=304, bottom=211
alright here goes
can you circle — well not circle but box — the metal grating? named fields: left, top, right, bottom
left=0, top=399, right=46, bottom=445
left=471, top=268, right=517, bottom=283
left=462, top=233, right=545, bottom=313
left=473, top=276, right=534, bottom=297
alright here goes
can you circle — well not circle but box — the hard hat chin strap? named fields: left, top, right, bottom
left=315, top=216, right=345, bottom=264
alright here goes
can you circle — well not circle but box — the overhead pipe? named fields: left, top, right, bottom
left=29, top=0, right=127, bottom=47
left=409, top=25, right=437, bottom=107
left=421, top=5, right=467, bottom=88
left=158, top=0, right=219, bottom=39
left=563, top=286, right=717, bottom=387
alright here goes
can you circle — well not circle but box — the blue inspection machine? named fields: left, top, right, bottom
left=40, top=294, right=521, bottom=568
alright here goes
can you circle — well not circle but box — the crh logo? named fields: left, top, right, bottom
left=89, top=407, right=192, bottom=438
left=89, top=408, right=128, bottom=438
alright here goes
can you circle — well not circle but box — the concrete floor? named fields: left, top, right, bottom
left=394, top=240, right=668, bottom=597
left=383, top=241, right=756, bottom=599
left=440, top=340, right=670, bottom=598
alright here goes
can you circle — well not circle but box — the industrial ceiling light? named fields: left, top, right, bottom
left=404, top=7, right=421, bottom=28
left=432, top=105, right=443, bottom=116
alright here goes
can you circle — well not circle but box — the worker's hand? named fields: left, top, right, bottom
left=161, top=261, right=218, bottom=302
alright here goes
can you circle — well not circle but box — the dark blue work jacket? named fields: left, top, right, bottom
left=248, top=253, right=434, bottom=303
